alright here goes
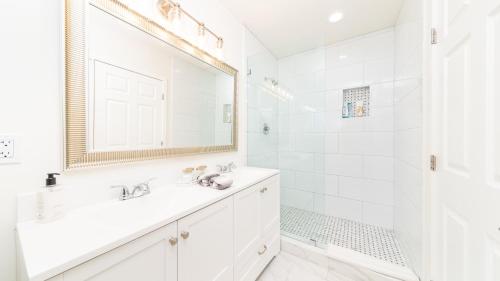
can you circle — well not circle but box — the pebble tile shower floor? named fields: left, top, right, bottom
left=280, top=205, right=408, bottom=267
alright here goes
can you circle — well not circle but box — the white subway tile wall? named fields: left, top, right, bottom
left=278, top=29, right=396, bottom=229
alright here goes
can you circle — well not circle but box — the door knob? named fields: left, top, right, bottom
left=260, top=187, right=268, bottom=193
left=181, top=231, right=190, bottom=239
left=169, top=237, right=178, bottom=246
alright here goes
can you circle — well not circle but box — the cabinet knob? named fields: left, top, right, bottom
left=260, top=187, right=268, bottom=193
left=169, top=237, right=178, bottom=246
left=258, top=245, right=268, bottom=255
left=181, top=231, right=190, bottom=239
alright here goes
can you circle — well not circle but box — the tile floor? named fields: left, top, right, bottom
left=280, top=205, right=407, bottom=267
left=257, top=251, right=338, bottom=281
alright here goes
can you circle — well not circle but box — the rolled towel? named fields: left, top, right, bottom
left=211, top=176, right=233, bottom=190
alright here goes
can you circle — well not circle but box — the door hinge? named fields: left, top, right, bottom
left=162, top=94, right=165, bottom=100
left=431, top=28, right=438, bottom=45
left=430, top=155, right=437, bottom=171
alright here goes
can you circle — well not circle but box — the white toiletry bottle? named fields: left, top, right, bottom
left=178, top=167, right=194, bottom=184
left=355, top=101, right=364, bottom=117
left=37, top=173, right=66, bottom=223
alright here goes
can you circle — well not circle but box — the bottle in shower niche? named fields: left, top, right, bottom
left=342, top=103, right=349, bottom=118
left=347, top=102, right=354, bottom=118
left=37, top=173, right=66, bottom=223
left=355, top=101, right=365, bottom=117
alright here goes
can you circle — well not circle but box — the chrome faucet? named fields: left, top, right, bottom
left=111, top=178, right=156, bottom=201
left=216, top=162, right=237, bottom=174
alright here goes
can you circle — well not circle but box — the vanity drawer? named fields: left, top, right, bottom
left=258, top=219, right=281, bottom=266
left=234, top=221, right=280, bottom=281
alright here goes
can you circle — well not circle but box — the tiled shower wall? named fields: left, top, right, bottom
left=393, top=0, right=424, bottom=276
left=278, top=29, right=396, bottom=229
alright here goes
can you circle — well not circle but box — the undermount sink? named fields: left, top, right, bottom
left=84, top=186, right=192, bottom=227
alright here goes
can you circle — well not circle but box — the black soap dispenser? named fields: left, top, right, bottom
left=45, top=173, right=60, bottom=187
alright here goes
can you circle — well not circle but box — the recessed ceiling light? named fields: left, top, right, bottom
left=329, top=12, right=344, bottom=23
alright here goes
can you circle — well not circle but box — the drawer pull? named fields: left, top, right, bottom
left=258, top=245, right=268, bottom=255
left=169, top=237, right=178, bottom=246
left=181, top=231, right=190, bottom=239
left=260, top=187, right=268, bottom=193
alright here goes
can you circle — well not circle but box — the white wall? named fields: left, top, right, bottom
left=0, top=1, right=246, bottom=280
left=393, top=0, right=424, bottom=277
left=278, top=29, right=396, bottom=229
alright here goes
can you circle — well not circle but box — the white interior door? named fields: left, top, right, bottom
left=92, top=60, right=165, bottom=151
left=431, top=0, right=500, bottom=280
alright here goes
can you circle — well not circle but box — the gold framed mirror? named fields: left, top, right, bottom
left=64, top=0, right=238, bottom=170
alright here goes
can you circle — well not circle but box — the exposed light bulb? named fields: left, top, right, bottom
left=171, top=3, right=182, bottom=34
left=215, top=37, right=224, bottom=60
left=197, top=23, right=206, bottom=49
left=328, top=11, right=344, bottom=23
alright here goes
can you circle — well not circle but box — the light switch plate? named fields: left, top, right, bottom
left=0, top=135, right=20, bottom=164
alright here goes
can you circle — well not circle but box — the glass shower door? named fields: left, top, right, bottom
left=246, top=55, right=279, bottom=170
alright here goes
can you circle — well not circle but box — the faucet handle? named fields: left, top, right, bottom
left=227, top=162, right=237, bottom=172
left=216, top=165, right=224, bottom=173
left=111, top=185, right=130, bottom=201
left=137, top=177, right=156, bottom=194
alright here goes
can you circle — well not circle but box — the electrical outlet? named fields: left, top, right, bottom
left=0, top=135, right=19, bottom=164
left=0, top=138, right=14, bottom=159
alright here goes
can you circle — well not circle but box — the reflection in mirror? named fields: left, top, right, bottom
left=87, top=4, right=234, bottom=152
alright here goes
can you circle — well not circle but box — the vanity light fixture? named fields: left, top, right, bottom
left=328, top=11, right=344, bottom=23
left=157, top=0, right=225, bottom=61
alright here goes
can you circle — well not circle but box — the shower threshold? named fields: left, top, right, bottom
left=280, top=205, right=419, bottom=281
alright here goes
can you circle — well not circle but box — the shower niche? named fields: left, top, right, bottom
left=342, top=86, right=370, bottom=118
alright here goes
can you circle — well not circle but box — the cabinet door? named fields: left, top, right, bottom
left=178, top=197, right=234, bottom=281
left=260, top=176, right=280, bottom=234
left=234, top=184, right=261, bottom=281
left=63, top=222, right=178, bottom=281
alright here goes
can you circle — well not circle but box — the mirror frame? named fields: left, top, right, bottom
left=64, top=0, right=239, bottom=170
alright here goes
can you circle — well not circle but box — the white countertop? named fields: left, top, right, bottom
left=16, top=167, right=279, bottom=281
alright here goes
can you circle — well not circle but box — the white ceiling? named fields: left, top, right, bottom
left=220, top=0, right=404, bottom=58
